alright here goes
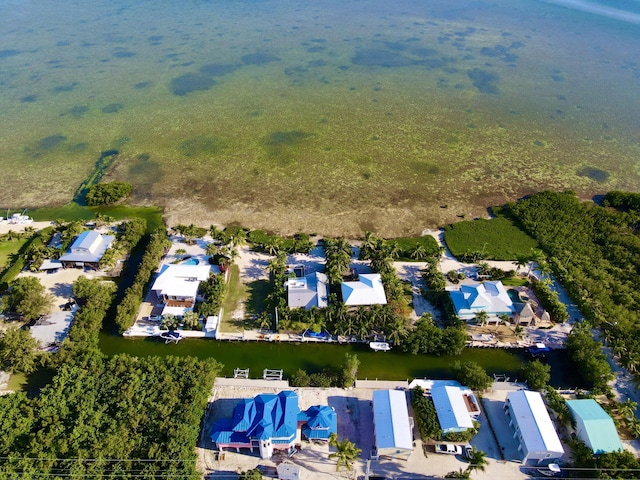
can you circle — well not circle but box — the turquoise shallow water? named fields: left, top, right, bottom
left=1, top=0, right=639, bottom=235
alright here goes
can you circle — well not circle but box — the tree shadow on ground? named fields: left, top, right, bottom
left=245, top=280, right=269, bottom=320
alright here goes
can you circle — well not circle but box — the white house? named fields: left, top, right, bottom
left=151, top=264, right=211, bottom=316
left=286, top=272, right=328, bottom=310
left=59, top=230, right=115, bottom=269
left=449, top=281, right=515, bottom=321
left=431, top=384, right=481, bottom=433
left=372, top=389, right=413, bottom=460
left=504, top=390, right=564, bottom=464
left=341, top=273, right=387, bottom=306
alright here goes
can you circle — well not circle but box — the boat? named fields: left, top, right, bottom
left=160, top=330, right=183, bottom=344
left=369, top=341, right=391, bottom=352
left=8, top=211, right=33, bottom=224
left=528, top=342, right=551, bottom=357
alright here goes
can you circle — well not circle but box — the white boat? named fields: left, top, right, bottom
left=369, top=341, right=391, bottom=352
left=8, top=211, right=33, bottom=224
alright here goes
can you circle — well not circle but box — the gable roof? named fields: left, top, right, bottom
left=287, top=272, right=329, bottom=309
left=151, top=264, right=211, bottom=298
left=514, top=302, right=535, bottom=317
left=449, top=281, right=514, bottom=318
left=372, top=389, right=413, bottom=452
left=342, top=274, right=387, bottom=306
left=506, top=390, right=563, bottom=455
left=59, top=231, right=115, bottom=264
left=431, top=385, right=475, bottom=432
left=566, top=399, right=623, bottom=454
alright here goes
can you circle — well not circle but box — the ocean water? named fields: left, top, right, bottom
left=1, top=0, right=639, bottom=235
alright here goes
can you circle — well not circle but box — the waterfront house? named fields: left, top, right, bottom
left=151, top=263, right=211, bottom=316
left=341, top=273, right=387, bottom=306
left=372, top=389, right=413, bottom=460
left=286, top=272, right=329, bottom=310
left=59, top=230, right=114, bottom=269
left=211, top=390, right=336, bottom=459
left=431, top=384, right=481, bottom=434
left=504, top=390, right=564, bottom=464
left=566, top=399, right=623, bottom=454
left=449, top=281, right=515, bottom=321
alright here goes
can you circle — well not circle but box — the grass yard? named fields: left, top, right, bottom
left=443, top=217, right=539, bottom=261
left=7, top=372, right=27, bottom=391
left=393, top=235, right=441, bottom=260
left=0, top=238, right=28, bottom=270
left=220, top=264, right=247, bottom=333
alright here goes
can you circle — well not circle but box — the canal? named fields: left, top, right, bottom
left=98, top=334, right=579, bottom=387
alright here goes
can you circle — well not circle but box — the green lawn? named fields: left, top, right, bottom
left=393, top=235, right=440, bottom=260
left=443, top=217, right=539, bottom=261
left=220, top=264, right=247, bottom=333
left=7, top=372, right=27, bottom=391
left=0, top=238, right=28, bottom=270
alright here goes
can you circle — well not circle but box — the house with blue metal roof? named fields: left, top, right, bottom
left=211, top=390, right=336, bottom=458
left=372, top=389, right=413, bottom=460
left=566, top=399, right=623, bottom=454
left=297, top=405, right=337, bottom=440
left=431, top=384, right=480, bottom=433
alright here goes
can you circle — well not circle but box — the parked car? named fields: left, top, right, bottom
left=463, top=444, right=473, bottom=458
left=149, top=313, right=163, bottom=321
left=435, top=444, right=462, bottom=455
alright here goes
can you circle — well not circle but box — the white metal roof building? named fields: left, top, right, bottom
left=286, top=272, right=328, bottom=310
left=151, top=264, right=211, bottom=309
left=372, top=389, right=413, bottom=460
left=59, top=231, right=115, bottom=268
left=504, top=390, right=564, bottom=464
left=341, top=274, right=387, bottom=306
left=449, top=281, right=515, bottom=320
left=431, top=385, right=479, bottom=433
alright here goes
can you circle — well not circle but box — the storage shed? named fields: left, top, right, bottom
left=566, top=399, right=623, bottom=454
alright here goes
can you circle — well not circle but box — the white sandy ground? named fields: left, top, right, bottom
left=197, top=379, right=531, bottom=480
left=0, top=221, right=52, bottom=235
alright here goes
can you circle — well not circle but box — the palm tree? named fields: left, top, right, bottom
left=527, top=249, right=546, bottom=277
left=514, top=324, right=524, bottom=340
left=466, top=448, right=488, bottom=474
left=477, top=261, right=491, bottom=276
left=537, top=259, right=552, bottom=280
left=618, top=398, right=637, bottom=421
left=513, top=253, right=530, bottom=275
left=328, top=433, right=362, bottom=472
left=175, top=248, right=187, bottom=259
left=265, top=238, right=283, bottom=256
left=410, top=243, right=427, bottom=260
left=359, top=231, right=378, bottom=260
left=205, top=243, right=219, bottom=258
left=475, top=310, right=488, bottom=326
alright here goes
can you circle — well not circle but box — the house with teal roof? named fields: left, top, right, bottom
left=566, top=399, right=623, bottom=454
left=211, top=390, right=336, bottom=458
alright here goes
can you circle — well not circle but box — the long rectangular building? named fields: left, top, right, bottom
left=372, top=389, right=413, bottom=460
left=504, top=390, right=564, bottom=464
